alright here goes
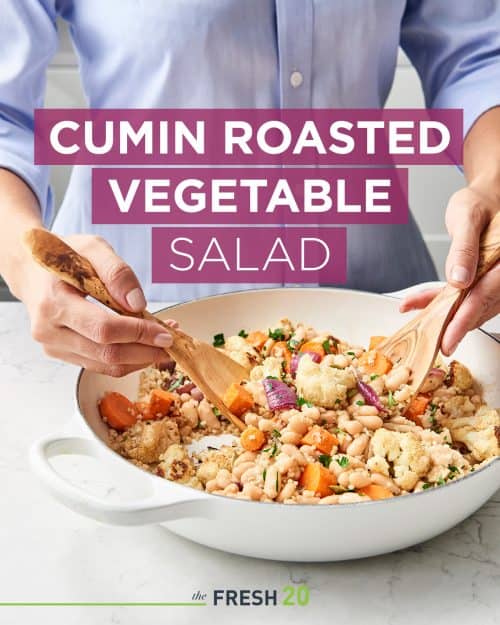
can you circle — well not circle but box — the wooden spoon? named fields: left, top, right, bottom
left=24, top=228, right=248, bottom=431
left=377, top=212, right=500, bottom=393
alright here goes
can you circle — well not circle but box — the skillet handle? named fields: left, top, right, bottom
left=30, top=435, right=213, bottom=526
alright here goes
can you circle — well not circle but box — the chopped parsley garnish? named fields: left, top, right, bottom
left=212, top=333, right=225, bottom=347
left=297, top=396, right=313, bottom=408
left=275, top=472, right=279, bottom=491
left=263, top=429, right=281, bottom=457
left=346, top=351, right=355, bottom=356
left=422, top=482, right=432, bottom=490
left=370, top=374, right=379, bottom=380
left=337, top=455, right=349, bottom=468
left=322, top=340, right=332, bottom=354
left=268, top=328, right=285, bottom=341
left=212, top=407, right=221, bottom=416
left=168, top=375, right=184, bottom=391
left=335, top=398, right=342, bottom=404
left=356, top=400, right=365, bottom=406
left=262, top=469, right=267, bottom=481
left=387, top=390, right=396, bottom=407
left=448, top=465, right=459, bottom=475
left=265, top=375, right=279, bottom=380
left=318, top=454, right=332, bottom=468
left=287, top=337, right=302, bottom=351
left=437, top=477, right=446, bottom=486
left=333, top=427, right=347, bottom=435
left=429, top=403, right=438, bottom=416
left=238, top=329, right=248, bottom=338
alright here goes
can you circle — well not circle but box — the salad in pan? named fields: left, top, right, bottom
left=99, top=319, right=500, bottom=504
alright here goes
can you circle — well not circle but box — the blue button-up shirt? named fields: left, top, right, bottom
left=1, top=0, right=499, bottom=299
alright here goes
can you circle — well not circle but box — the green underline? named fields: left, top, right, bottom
left=0, top=602, right=207, bottom=607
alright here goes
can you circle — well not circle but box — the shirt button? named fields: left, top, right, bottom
left=290, top=71, right=303, bottom=88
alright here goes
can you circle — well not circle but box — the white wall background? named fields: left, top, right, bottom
left=2, top=20, right=465, bottom=298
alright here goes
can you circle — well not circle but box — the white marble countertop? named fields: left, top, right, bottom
left=0, top=302, right=498, bottom=625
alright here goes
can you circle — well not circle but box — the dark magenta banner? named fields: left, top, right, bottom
left=35, top=108, right=463, bottom=165
left=151, top=227, right=346, bottom=284
left=92, top=167, right=408, bottom=225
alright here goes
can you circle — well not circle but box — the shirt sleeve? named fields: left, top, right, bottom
left=400, top=0, right=500, bottom=138
left=0, top=0, right=59, bottom=224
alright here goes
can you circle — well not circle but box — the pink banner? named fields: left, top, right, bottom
left=151, top=227, right=346, bottom=284
left=92, top=167, right=408, bottom=225
left=35, top=108, right=462, bottom=165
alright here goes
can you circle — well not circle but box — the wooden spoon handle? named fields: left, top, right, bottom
left=470, top=211, right=500, bottom=285
left=419, top=211, right=500, bottom=339
left=24, top=228, right=186, bottom=340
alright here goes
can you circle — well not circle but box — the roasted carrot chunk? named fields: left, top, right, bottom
left=246, top=330, right=268, bottom=350
left=369, top=335, right=387, bottom=350
left=223, top=382, right=254, bottom=417
left=148, top=389, right=177, bottom=419
left=301, top=425, right=339, bottom=454
left=299, top=341, right=325, bottom=360
left=98, top=392, right=138, bottom=430
left=358, top=484, right=394, bottom=500
left=299, top=463, right=336, bottom=497
left=270, top=341, right=292, bottom=372
left=404, top=394, right=430, bottom=426
left=358, top=350, right=393, bottom=375
left=240, top=426, right=266, bottom=451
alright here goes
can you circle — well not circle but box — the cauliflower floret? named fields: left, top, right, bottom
left=366, top=455, right=390, bottom=476
left=442, top=406, right=499, bottom=462
left=295, top=355, right=356, bottom=407
left=370, top=429, right=430, bottom=491
left=223, top=335, right=259, bottom=368
left=243, top=380, right=268, bottom=406
left=157, top=443, right=195, bottom=483
left=198, top=445, right=238, bottom=473
left=447, top=360, right=474, bottom=391
left=443, top=395, right=476, bottom=419
left=120, top=419, right=180, bottom=464
left=427, top=444, right=469, bottom=471
left=249, top=357, right=282, bottom=381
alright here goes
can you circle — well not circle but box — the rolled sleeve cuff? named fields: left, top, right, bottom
left=431, top=63, right=500, bottom=139
left=0, top=124, right=53, bottom=225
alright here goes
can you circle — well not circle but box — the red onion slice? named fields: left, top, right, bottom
left=262, top=378, right=297, bottom=410
left=357, top=379, right=385, bottom=413
left=290, top=351, right=322, bottom=376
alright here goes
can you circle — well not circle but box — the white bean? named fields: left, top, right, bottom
left=349, top=469, right=371, bottom=489
left=371, top=472, right=401, bottom=494
left=232, top=461, right=256, bottom=481
left=394, top=385, right=412, bottom=402
left=198, top=399, right=221, bottom=431
left=385, top=366, right=411, bottom=391
left=180, top=399, right=199, bottom=428
left=244, top=412, right=259, bottom=427
left=277, top=479, right=297, bottom=502
left=287, top=414, right=311, bottom=435
left=346, top=433, right=369, bottom=457
left=242, top=483, right=263, bottom=501
left=258, top=417, right=275, bottom=432
left=355, top=414, right=384, bottom=430
left=263, top=465, right=280, bottom=499
left=344, top=420, right=364, bottom=436
left=280, top=431, right=303, bottom=445
left=318, top=494, right=339, bottom=504
left=357, top=405, right=379, bottom=416
left=215, top=469, right=232, bottom=489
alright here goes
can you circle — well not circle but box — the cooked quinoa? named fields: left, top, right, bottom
left=102, top=318, right=500, bottom=505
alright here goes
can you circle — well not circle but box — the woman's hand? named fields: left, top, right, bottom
left=18, top=233, right=176, bottom=376
left=400, top=186, right=500, bottom=356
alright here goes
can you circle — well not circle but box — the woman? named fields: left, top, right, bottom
left=0, top=0, right=499, bottom=376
